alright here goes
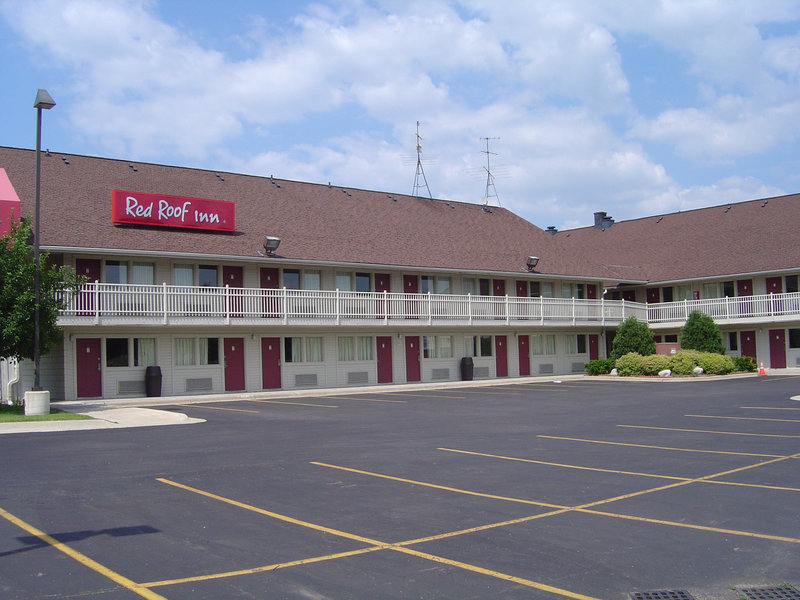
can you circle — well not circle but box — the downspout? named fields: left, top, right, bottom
left=5, top=358, right=19, bottom=405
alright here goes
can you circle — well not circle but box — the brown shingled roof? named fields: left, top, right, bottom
left=0, top=146, right=616, bottom=278
left=554, top=195, right=800, bottom=282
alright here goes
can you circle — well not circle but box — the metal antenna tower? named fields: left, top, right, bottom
left=480, top=136, right=501, bottom=207
left=412, top=121, right=433, bottom=198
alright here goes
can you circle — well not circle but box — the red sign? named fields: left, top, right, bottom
left=111, top=190, right=235, bottom=232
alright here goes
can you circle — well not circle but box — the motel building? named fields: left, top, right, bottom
left=1, top=145, right=799, bottom=402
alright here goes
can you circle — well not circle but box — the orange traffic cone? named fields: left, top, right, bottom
left=758, top=361, right=766, bottom=376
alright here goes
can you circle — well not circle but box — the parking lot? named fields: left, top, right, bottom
left=1, top=376, right=799, bottom=599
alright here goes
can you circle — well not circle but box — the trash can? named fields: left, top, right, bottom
left=460, top=356, right=474, bottom=381
left=145, top=365, right=162, bottom=397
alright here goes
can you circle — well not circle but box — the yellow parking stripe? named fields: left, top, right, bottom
left=189, top=404, right=260, bottom=413
left=156, top=478, right=599, bottom=600
left=244, top=399, right=338, bottom=408
left=438, top=447, right=687, bottom=481
left=617, top=425, right=800, bottom=438
left=143, top=547, right=381, bottom=588
left=537, top=435, right=788, bottom=458
left=0, top=506, right=166, bottom=600
left=686, top=414, right=800, bottom=423
left=310, top=462, right=566, bottom=509
left=327, top=396, right=407, bottom=403
left=741, top=406, right=800, bottom=411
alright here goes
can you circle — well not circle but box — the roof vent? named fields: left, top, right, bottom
left=545, top=226, right=558, bottom=235
left=593, top=211, right=614, bottom=230
left=128, top=163, right=138, bottom=172
left=61, top=156, right=69, bottom=165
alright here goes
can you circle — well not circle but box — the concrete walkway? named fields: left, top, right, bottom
left=0, top=370, right=784, bottom=436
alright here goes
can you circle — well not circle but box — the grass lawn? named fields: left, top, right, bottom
left=0, top=404, right=92, bottom=423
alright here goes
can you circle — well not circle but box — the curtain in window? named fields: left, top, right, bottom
left=564, top=335, right=577, bottom=354
left=173, top=264, right=194, bottom=286
left=289, top=337, right=303, bottom=362
left=531, top=335, right=543, bottom=355
left=175, top=338, right=194, bottom=366
left=357, top=336, right=373, bottom=361
left=545, top=335, right=556, bottom=355
left=338, top=337, right=354, bottom=361
left=439, top=336, right=453, bottom=358
left=132, top=263, right=155, bottom=285
left=135, top=338, right=156, bottom=366
left=306, top=337, right=323, bottom=362
left=423, top=336, right=434, bottom=359
left=464, top=336, right=477, bottom=357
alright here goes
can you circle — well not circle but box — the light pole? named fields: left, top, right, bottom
left=25, top=89, right=56, bottom=416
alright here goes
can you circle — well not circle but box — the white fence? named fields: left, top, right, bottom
left=58, top=282, right=646, bottom=327
left=57, top=283, right=800, bottom=328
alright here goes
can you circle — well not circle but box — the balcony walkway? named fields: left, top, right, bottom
left=57, top=283, right=800, bottom=329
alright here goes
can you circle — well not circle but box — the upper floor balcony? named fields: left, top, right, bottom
left=56, top=283, right=800, bottom=330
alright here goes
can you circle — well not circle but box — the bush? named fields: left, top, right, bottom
left=615, top=352, right=645, bottom=376
left=640, top=354, right=672, bottom=375
left=734, top=355, right=757, bottom=372
left=697, top=352, right=735, bottom=375
left=610, top=317, right=656, bottom=361
left=680, top=311, right=725, bottom=354
left=584, top=358, right=615, bottom=375
left=670, top=350, right=703, bottom=375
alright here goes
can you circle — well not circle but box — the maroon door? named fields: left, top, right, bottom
left=517, top=335, right=530, bottom=376
left=493, top=280, right=506, bottom=319
left=622, top=290, right=636, bottom=302
left=741, top=330, right=757, bottom=361
left=403, top=275, right=418, bottom=319
left=766, top=276, right=782, bottom=314
left=737, top=279, right=753, bottom=317
left=495, top=335, right=508, bottom=377
left=769, top=329, right=786, bottom=369
left=646, top=288, right=660, bottom=303
left=588, top=334, right=599, bottom=361
left=76, top=338, right=102, bottom=398
left=377, top=336, right=393, bottom=383
left=261, top=337, right=281, bottom=389
left=223, top=266, right=244, bottom=317
left=515, top=281, right=528, bottom=320
left=261, top=267, right=279, bottom=317
left=586, top=284, right=597, bottom=300
left=515, top=281, right=527, bottom=297
left=375, top=273, right=390, bottom=319
left=224, top=337, right=245, bottom=391
left=76, top=258, right=101, bottom=316
left=405, top=336, right=420, bottom=382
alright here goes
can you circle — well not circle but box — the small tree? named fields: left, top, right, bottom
left=610, top=316, right=656, bottom=360
left=0, top=218, right=84, bottom=360
left=679, top=310, right=725, bottom=354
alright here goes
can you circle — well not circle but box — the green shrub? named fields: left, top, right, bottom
left=734, top=355, right=757, bottom=372
left=615, top=352, right=645, bottom=376
left=610, top=317, right=656, bottom=361
left=697, top=352, right=735, bottom=375
left=670, top=350, right=703, bottom=375
left=680, top=311, right=725, bottom=354
left=584, top=358, right=615, bottom=375
left=640, top=354, right=672, bottom=375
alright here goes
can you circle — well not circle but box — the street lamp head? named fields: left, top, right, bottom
left=34, top=89, right=56, bottom=110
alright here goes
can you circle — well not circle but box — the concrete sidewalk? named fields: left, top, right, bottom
left=0, top=370, right=780, bottom=436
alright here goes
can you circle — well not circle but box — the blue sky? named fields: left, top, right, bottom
left=2, top=0, right=799, bottom=229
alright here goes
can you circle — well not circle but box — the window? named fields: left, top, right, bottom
left=662, top=287, right=674, bottom=302
left=336, top=272, right=352, bottom=291
left=664, top=334, right=678, bottom=343
left=722, top=281, right=735, bottom=297
left=106, top=338, right=129, bottom=367
left=337, top=337, right=354, bottom=361
left=338, top=336, right=373, bottom=361
left=175, top=337, right=219, bottom=366
left=729, top=332, right=738, bottom=351
left=675, top=285, right=692, bottom=300
left=464, top=335, right=493, bottom=357
left=357, top=336, right=373, bottom=360
left=421, top=275, right=434, bottom=294
left=540, top=282, right=554, bottom=298
left=305, top=270, right=321, bottom=290
left=134, top=338, right=156, bottom=366
left=173, top=264, right=194, bottom=286
left=703, top=283, right=719, bottom=299
left=355, top=273, right=371, bottom=292
left=577, top=335, right=587, bottom=354
left=462, top=278, right=476, bottom=295
left=532, top=334, right=556, bottom=355
left=789, top=329, right=800, bottom=349
left=285, top=336, right=324, bottom=364
left=198, top=265, right=217, bottom=287
left=786, top=275, right=798, bottom=294
left=105, top=261, right=127, bottom=284
left=422, top=336, right=453, bottom=359
left=560, top=283, right=585, bottom=299
left=435, top=277, right=451, bottom=294
left=131, top=262, right=154, bottom=285
left=283, top=269, right=301, bottom=290
left=530, top=281, right=539, bottom=298
left=284, top=337, right=302, bottom=362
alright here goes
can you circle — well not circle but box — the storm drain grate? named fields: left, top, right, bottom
left=630, top=591, right=695, bottom=600
left=737, top=587, right=800, bottom=600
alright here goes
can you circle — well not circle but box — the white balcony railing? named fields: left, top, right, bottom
left=57, top=282, right=646, bottom=327
left=56, top=283, right=800, bottom=329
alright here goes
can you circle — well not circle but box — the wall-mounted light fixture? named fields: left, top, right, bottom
left=526, top=256, right=539, bottom=271
left=258, top=236, right=281, bottom=257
